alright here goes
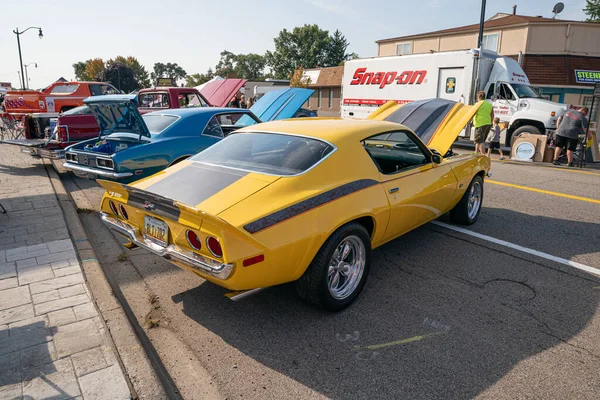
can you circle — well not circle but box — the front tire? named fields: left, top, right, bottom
left=450, top=175, right=484, bottom=225
left=507, top=125, right=542, bottom=147
left=296, top=223, right=371, bottom=311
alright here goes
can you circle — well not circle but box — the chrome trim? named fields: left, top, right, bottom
left=205, top=236, right=222, bottom=258
left=37, top=148, right=65, bottom=159
left=101, top=213, right=233, bottom=280
left=95, top=156, right=115, bottom=170
left=63, top=162, right=133, bottom=179
left=189, top=131, right=339, bottom=178
left=228, top=288, right=264, bottom=302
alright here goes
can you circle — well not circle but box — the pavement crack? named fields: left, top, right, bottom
left=539, top=330, right=600, bottom=360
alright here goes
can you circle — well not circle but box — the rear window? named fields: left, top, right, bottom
left=63, top=105, right=90, bottom=115
left=142, top=114, right=179, bottom=134
left=50, top=85, right=79, bottom=94
left=190, top=132, right=334, bottom=176
left=139, top=93, right=170, bottom=108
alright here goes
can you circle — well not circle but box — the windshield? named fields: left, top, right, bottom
left=190, top=132, right=335, bottom=176
left=511, top=84, right=540, bottom=99
left=142, top=114, right=179, bottom=135
left=63, top=105, right=90, bottom=115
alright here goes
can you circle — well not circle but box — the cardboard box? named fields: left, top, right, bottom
left=511, top=133, right=548, bottom=162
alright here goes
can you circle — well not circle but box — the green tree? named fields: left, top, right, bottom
left=151, top=62, right=187, bottom=83
left=584, top=0, right=600, bottom=21
left=72, top=61, right=91, bottom=81
left=234, top=53, right=266, bottom=80
left=112, top=56, right=150, bottom=88
left=326, top=30, right=352, bottom=67
left=215, top=51, right=237, bottom=77
left=103, top=62, right=137, bottom=93
left=185, top=68, right=215, bottom=87
left=265, top=24, right=332, bottom=79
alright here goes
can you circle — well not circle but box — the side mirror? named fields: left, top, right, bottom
left=431, top=154, right=442, bottom=164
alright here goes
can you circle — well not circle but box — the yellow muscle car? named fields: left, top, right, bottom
left=98, top=98, right=490, bottom=311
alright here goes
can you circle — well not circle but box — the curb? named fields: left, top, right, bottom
left=43, top=159, right=177, bottom=399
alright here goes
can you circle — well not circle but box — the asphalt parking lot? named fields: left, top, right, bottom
left=53, top=157, right=600, bottom=399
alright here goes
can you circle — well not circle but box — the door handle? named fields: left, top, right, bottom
left=389, top=187, right=399, bottom=194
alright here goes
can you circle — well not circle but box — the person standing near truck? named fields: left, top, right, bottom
left=553, top=107, right=589, bottom=167
left=473, top=91, right=494, bottom=155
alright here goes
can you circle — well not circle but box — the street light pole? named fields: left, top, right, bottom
left=15, top=29, right=24, bottom=89
left=12, top=27, right=43, bottom=90
left=23, top=62, right=37, bottom=90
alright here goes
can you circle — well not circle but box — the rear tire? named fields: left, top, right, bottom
left=450, top=175, right=484, bottom=225
left=296, top=222, right=371, bottom=311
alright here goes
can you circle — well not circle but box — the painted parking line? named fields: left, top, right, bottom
left=492, top=159, right=600, bottom=177
left=487, top=180, right=600, bottom=205
left=432, top=221, right=600, bottom=277
left=355, top=332, right=446, bottom=351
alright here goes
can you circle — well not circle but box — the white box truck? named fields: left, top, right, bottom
left=341, top=49, right=567, bottom=146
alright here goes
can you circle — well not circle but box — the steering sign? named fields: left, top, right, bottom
left=513, top=141, right=536, bottom=161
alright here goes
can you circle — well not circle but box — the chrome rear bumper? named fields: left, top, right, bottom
left=100, top=213, right=234, bottom=280
left=63, top=162, right=133, bottom=179
left=30, top=147, right=65, bottom=159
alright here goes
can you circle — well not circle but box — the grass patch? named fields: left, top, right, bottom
left=117, top=253, right=128, bottom=262
left=76, top=208, right=94, bottom=214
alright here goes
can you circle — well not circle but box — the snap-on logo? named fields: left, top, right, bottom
left=350, top=68, right=427, bottom=89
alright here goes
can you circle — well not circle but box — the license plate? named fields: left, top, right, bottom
left=144, top=216, right=169, bottom=247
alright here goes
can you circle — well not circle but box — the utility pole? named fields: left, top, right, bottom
left=13, top=27, right=43, bottom=90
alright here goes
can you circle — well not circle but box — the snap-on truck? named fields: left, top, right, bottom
left=341, top=49, right=567, bottom=146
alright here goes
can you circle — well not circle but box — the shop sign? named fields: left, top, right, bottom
left=574, top=70, right=600, bottom=84
left=514, top=141, right=536, bottom=161
left=156, top=78, right=176, bottom=87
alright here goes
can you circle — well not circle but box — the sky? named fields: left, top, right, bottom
left=0, top=0, right=588, bottom=90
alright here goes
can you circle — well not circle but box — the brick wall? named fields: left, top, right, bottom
left=304, top=87, right=341, bottom=117
left=517, top=54, right=600, bottom=86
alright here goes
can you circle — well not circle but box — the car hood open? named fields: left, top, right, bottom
left=199, top=78, right=247, bottom=107
left=236, top=88, right=315, bottom=126
left=367, top=98, right=482, bottom=156
left=84, top=94, right=150, bottom=139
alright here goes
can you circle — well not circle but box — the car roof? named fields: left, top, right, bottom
left=236, top=118, right=410, bottom=145
left=146, top=107, right=252, bottom=117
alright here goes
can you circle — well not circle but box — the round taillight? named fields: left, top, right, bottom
left=109, top=200, right=118, bottom=216
left=206, top=236, right=222, bottom=258
left=186, top=230, right=202, bottom=251
left=118, top=204, right=129, bottom=220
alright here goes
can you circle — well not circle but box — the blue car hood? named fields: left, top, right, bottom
left=237, top=88, right=314, bottom=126
left=84, top=95, right=150, bottom=139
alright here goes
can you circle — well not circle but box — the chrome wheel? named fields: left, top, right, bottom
left=327, top=235, right=366, bottom=300
left=467, top=180, right=482, bottom=220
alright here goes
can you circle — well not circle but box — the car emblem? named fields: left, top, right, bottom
left=143, top=201, right=156, bottom=211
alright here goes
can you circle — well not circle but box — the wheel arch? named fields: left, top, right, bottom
left=168, top=154, right=192, bottom=167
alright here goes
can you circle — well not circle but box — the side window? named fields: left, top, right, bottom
left=500, top=84, right=514, bottom=100
left=179, top=92, right=207, bottom=108
left=203, top=116, right=224, bottom=138
left=486, top=85, right=495, bottom=100
left=89, top=84, right=103, bottom=96
left=101, top=85, right=119, bottom=95
left=363, top=130, right=429, bottom=175
left=138, top=93, right=170, bottom=108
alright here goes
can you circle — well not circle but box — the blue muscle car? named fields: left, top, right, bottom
left=63, top=88, right=314, bottom=182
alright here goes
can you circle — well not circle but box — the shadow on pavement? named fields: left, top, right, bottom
left=171, top=214, right=600, bottom=399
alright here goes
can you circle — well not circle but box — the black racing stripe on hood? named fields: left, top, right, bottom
left=145, top=163, right=249, bottom=207
left=383, top=99, right=455, bottom=144
left=244, top=179, right=379, bottom=234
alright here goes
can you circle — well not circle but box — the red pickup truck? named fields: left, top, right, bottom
left=2, top=87, right=209, bottom=159
left=4, top=81, right=119, bottom=116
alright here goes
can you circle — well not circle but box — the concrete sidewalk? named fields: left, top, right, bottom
left=0, top=146, right=130, bottom=399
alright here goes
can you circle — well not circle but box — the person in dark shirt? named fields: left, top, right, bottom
left=228, top=95, right=240, bottom=108
left=553, top=107, right=589, bottom=167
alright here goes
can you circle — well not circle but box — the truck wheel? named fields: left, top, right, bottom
left=506, top=125, right=542, bottom=147
left=450, top=175, right=484, bottom=225
left=296, top=222, right=371, bottom=311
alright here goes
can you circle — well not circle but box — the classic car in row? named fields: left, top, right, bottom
left=98, top=98, right=490, bottom=311
left=63, top=88, right=314, bottom=182
left=1, top=86, right=210, bottom=159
